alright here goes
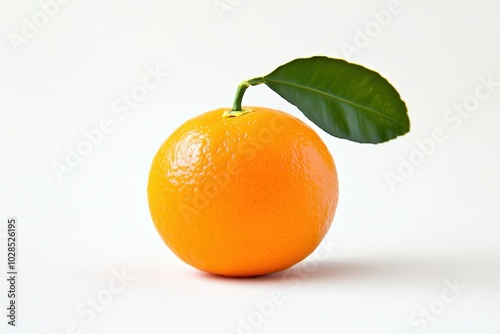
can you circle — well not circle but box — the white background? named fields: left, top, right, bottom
left=1, top=0, right=500, bottom=333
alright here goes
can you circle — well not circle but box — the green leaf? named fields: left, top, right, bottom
left=259, top=56, right=410, bottom=143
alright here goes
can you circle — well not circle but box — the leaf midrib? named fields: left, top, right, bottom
left=263, top=77, right=409, bottom=130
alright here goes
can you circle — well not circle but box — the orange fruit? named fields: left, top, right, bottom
left=147, top=106, right=339, bottom=277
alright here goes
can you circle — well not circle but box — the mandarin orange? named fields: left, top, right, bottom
left=147, top=106, right=338, bottom=277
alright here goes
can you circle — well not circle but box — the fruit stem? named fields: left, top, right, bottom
left=230, top=77, right=265, bottom=113
left=231, top=81, right=250, bottom=112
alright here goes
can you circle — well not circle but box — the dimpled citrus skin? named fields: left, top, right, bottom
left=147, top=106, right=338, bottom=277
